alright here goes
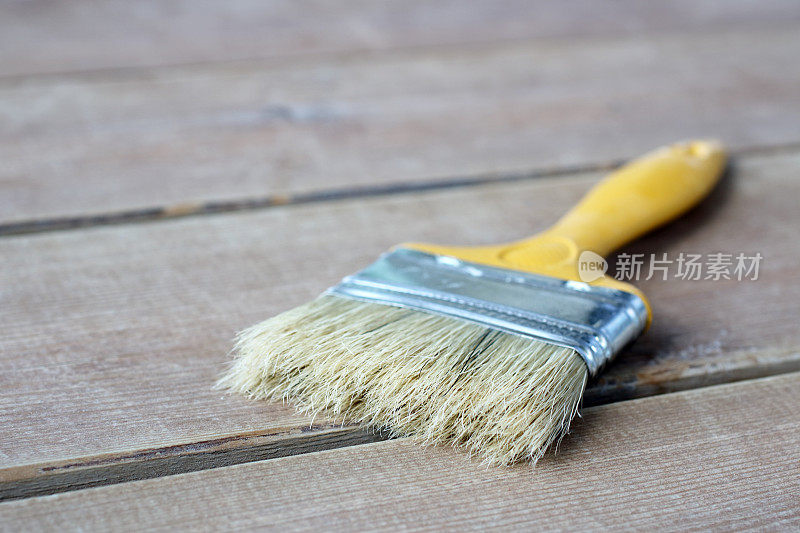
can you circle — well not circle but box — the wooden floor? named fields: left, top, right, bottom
left=1, top=1, right=799, bottom=530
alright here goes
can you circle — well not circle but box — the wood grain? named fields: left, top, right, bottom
left=2, top=373, right=797, bottom=531
left=3, top=0, right=798, bottom=77
left=1, top=150, right=798, bottom=499
left=3, top=25, right=800, bottom=225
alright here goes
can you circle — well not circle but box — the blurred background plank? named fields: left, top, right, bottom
left=2, top=0, right=798, bottom=77
left=1, top=8, right=799, bottom=228
left=2, top=150, right=798, bottom=499
left=3, top=373, right=797, bottom=530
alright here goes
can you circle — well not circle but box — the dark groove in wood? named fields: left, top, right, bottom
left=0, top=161, right=618, bottom=237
left=3, top=141, right=799, bottom=239
left=0, top=33, right=606, bottom=84
left=0, top=426, right=386, bottom=502
left=6, top=21, right=795, bottom=84
left=583, top=351, right=800, bottom=407
left=2, top=357, right=797, bottom=503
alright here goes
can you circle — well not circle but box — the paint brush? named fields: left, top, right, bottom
left=220, top=140, right=726, bottom=465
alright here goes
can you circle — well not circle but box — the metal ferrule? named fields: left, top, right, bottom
left=327, top=248, right=648, bottom=377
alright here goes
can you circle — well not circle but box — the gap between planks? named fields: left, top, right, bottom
left=2, top=372, right=798, bottom=530
left=4, top=0, right=799, bottom=80
left=2, top=362, right=797, bottom=503
left=0, top=425, right=385, bottom=502
left=2, top=141, right=799, bottom=238
left=3, top=24, right=800, bottom=225
left=0, top=159, right=616, bottom=237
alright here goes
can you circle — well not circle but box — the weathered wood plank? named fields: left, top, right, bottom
left=0, top=150, right=798, bottom=498
left=2, top=373, right=797, bottom=531
left=3, top=26, right=800, bottom=225
left=2, top=0, right=797, bottom=77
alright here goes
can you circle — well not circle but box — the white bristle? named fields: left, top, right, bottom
left=219, top=294, right=588, bottom=466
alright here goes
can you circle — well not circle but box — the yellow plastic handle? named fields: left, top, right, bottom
left=545, top=140, right=726, bottom=257
left=405, top=140, right=727, bottom=319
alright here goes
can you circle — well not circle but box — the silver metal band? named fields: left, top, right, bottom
left=328, top=248, right=648, bottom=376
